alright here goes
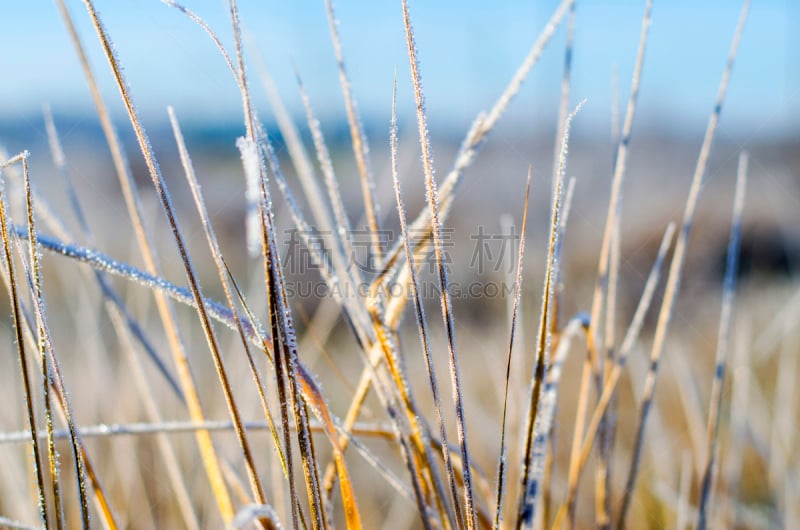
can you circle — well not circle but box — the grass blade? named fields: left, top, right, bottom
left=324, top=0, right=383, bottom=263
left=169, top=107, right=290, bottom=488
left=582, top=2, right=653, bottom=521
left=617, top=4, right=750, bottom=525
left=37, top=114, right=199, bottom=528
left=0, top=153, right=49, bottom=529
left=551, top=222, right=676, bottom=530
left=57, top=0, right=235, bottom=518
left=494, top=168, right=533, bottom=529
left=81, top=0, right=273, bottom=518
left=402, top=1, right=477, bottom=526
left=391, top=74, right=462, bottom=530
left=517, top=101, right=583, bottom=529
left=3, top=155, right=117, bottom=529
left=22, top=154, right=64, bottom=530
left=374, top=0, right=573, bottom=299
left=697, top=152, right=748, bottom=530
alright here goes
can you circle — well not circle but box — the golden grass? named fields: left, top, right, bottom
left=2, top=0, right=793, bottom=529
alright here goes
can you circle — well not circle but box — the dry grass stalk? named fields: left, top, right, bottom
left=617, top=2, right=750, bottom=526
left=0, top=0, right=775, bottom=528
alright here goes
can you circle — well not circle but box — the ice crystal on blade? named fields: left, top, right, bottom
left=237, top=136, right=261, bottom=257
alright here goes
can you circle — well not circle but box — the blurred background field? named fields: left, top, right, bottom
left=0, top=1, right=798, bottom=528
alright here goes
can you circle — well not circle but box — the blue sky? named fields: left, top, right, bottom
left=1, top=1, right=797, bottom=140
